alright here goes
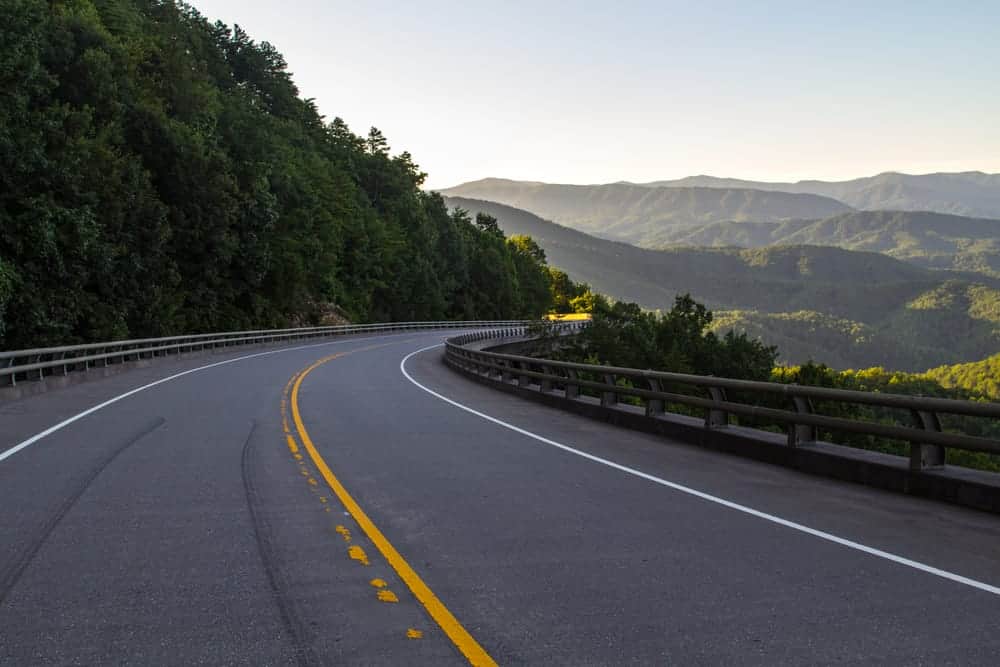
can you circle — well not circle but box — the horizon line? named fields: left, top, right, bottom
left=432, top=169, right=1000, bottom=191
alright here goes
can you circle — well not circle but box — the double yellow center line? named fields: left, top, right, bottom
left=289, top=346, right=497, bottom=667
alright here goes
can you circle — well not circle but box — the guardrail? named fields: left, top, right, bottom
left=445, top=326, right=1000, bottom=473
left=0, top=320, right=531, bottom=388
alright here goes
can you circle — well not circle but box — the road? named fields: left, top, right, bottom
left=1, top=330, right=999, bottom=665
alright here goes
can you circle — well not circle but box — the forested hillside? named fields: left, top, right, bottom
left=925, top=353, right=1000, bottom=400
left=0, top=0, right=557, bottom=350
left=655, top=210, right=1000, bottom=278
left=447, top=198, right=1000, bottom=371
left=441, top=179, right=852, bottom=246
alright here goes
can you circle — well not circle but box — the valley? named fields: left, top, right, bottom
left=445, top=196, right=1000, bottom=371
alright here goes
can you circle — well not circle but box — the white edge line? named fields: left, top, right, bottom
left=400, top=343, right=1000, bottom=598
left=0, top=331, right=439, bottom=464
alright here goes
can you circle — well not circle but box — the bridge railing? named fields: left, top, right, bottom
left=445, top=326, right=1000, bottom=472
left=0, top=320, right=530, bottom=388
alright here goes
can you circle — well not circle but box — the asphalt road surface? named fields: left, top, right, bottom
left=2, top=330, right=999, bottom=665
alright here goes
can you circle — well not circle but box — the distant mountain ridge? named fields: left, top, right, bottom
left=445, top=196, right=1000, bottom=371
left=440, top=178, right=853, bottom=246
left=658, top=210, right=1000, bottom=277
left=635, top=171, right=1000, bottom=219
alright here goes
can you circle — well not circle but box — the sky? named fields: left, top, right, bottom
left=192, top=1, right=1000, bottom=190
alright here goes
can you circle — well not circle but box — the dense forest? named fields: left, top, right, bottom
left=529, top=299, right=999, bottom=471
left=925, top=353, right=1000, bottom=400
left=447, top=197, right=1000, bottom=371
left=0, top=0, right=571, bottom=350
left=548, top=294, right=778, bottom=382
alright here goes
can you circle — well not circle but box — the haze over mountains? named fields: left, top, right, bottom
left=441, top=179, right=852, bottom=246
left=445, top=196, right=1000, bottom=372
left=441, top=171, right=1000, bottom=248
left=636, top=172, right=1000, bottom=219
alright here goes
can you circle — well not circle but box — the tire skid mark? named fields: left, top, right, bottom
left=241, top=421, right=320, bottom=667
left=0, top=416, right=166, bottom=604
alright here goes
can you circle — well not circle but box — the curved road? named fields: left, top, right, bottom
left=1, top=330, right=999, bottom=665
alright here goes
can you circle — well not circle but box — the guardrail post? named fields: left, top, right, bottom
left=517, top=361, right=532, bottom=387
left=645, top=378, right=664, bottom=416
left=484, top=355, right=499, bottom=379
left=4, top=357, right=15, bottom=387
left=909, top=409, right=946, bottom=470
left=706, top=386, right=728, bottom=428
left=601, top=374, right=618, bottom=407
left=564, top=369, right=580, bottom=399
left=539, top=366, right=554, bottom=393
left=788, top=392, right=817, bottom=446
left=500, top=360, right=514, bottom=383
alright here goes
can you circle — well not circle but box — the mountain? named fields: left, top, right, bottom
left=446, top=197, right=1000, bottom=371
left=636, top=172, right=1000, bottom=219
left=440, top=179, right=853, bottom=246
left=657, top=210, right=1000, bottom=277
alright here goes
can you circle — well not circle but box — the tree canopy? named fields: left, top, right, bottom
left=555, top=294, right=779, bottom=382
left=0, top=0, right=562, bottom=349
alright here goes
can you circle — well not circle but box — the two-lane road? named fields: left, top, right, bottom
left=2, top=331, right=999, bottom=665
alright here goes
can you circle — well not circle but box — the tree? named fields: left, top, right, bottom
left=565, top=294, right=778, bottom=380
left=0, top=0, right=565, bottom=349
left=474, top=212, right=503, bottom=238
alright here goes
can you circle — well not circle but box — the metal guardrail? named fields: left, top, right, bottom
left=445, top=326, right=1000, bottom=472
left=0, top=320, right=531, bottom=388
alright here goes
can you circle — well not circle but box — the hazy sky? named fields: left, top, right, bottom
left=192, top=1, right=1000, bottom=189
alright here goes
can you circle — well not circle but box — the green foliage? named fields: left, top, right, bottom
left=446, top=197, right=1000, bottom=371
left=547, top=267, right=599, bottom=314
left=925, top=353, right=1000, bottom=400
left=770, top=362, right=1000, bottom=472
left=0, top=257, right=16, bottom=339
left=0, top=1, right=558, bottom=349
left=559, top=294, right=778, bottom=381
left=506, top=236, right=552, bottom=318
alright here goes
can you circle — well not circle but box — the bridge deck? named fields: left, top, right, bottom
left=1, top=331, right=998, bottom=664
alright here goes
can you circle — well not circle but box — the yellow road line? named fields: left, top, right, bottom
left=290, top=352, right=497, bottom=667
left=377, top=590, right=400, bottom=603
